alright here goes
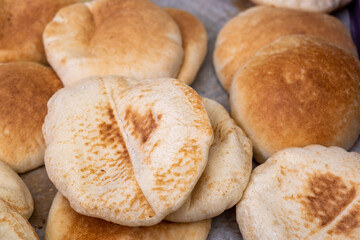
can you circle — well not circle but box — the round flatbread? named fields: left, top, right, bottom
left=0, top=199, right=38, bottom=240
left=230, top=35, right=360, bottom=163
left=0, top=0, right=86, bottom=64
left=166, top=98, right=252, bottom=222
left=43, top=76, right=213, bottom=226
left=43, top=0, right=184, bottom=86
left=45, top=192, right=211, bottom=240
left=164, top=8, right=207, bottom=85
left=214, top=6, right=357, bottom=91
left=0, top=160, right=33, bottom=219
left=0, top=62, right=62, bottom=173
left=250, top=0, right=352, bottom=13
left=237, top=145, right=360, bottom=240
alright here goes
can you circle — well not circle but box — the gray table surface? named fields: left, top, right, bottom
left=21, top=0, right=358, bottom=239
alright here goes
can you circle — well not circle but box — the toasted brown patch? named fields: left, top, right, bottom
left=328, top=201, right=360, bottom=236
left=152, top=139, right=203, bottom=205
left=77, top=102, right=155, bottom=219
left=302, top=172, right=356, bottom=227
left=124, top=107, right=159, bottom=143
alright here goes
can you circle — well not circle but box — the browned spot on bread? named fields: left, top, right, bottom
left=328, top=201, right=360, bottom=236
left=152, top=139, right=202, bottom=203
left=302, top=172, right=356, bottom=227
left=76, top=103, right=155, bottom=219
left=124, top=107, right=159, bottom=143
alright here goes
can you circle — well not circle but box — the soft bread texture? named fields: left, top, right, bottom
left=43, top=0, right=184, bottom=86
left=0, top=199, right=38, bottom=240
left=45, top=192, right=211, bottom=240
left=237, top=145, right=360, bottom=240
left=166, top=98, right=252, bottom=222
left=43, top=76, right=213, bottom=226
left=0, top=62, right=62, bottom=173
left=164, top=8, right=207, bottom=85
left=230, top=35, right=360, bottom=163
left=250, top=0, right=352, bottom=12
left=214, top=6, right=357, bottom=91
left=0, top=0, right=86, bottom=64
left=0, top=160, right=33, bottom=219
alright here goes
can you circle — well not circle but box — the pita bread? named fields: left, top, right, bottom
left=230, top=35, right=360, bottom=163
left=43, top=0, right=184, bottom=86
left=0, top=0, right=86, bottom=64
left=0, top=160, right=33, bottom=219
left=0, top=62, right=62, bottom=173
left=237, top=145, right=360, bottom=240
left=164, top=8, right=207, bottom=85
left=45, top=192, right=211, bottom=240
left=0, top=199, right=38, bottom=240
left=250, top=0, right=352, bottom=13
left=214, top=6, right=357, bottom=91
left=43, top=76, right=213, bottom=226
left=166, top=98, right=252, bottom=222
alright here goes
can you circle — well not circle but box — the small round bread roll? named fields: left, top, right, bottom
left=0, top=62, right=62, bottom=173
left=0, top=160, right=33, bottom=219
left=0, top=0, right=86, bottom=64
left=230, top=35, right=360, bottom=163
left=43, top=76, right=213, bottom=226
left=166, top=98, right=252, bottom=222
left=164, top=8, right=207, bottom=85
left=214, top=6, right=357, bottom=91
left=250, top=0, right=352, bottom=13
left=43, top=0, right=185, bottom=86
left=0, top=199, right=38, bottom=240
left=45, top=192, right=211, bottom=240
left=237, top=145, right=360, bottom=240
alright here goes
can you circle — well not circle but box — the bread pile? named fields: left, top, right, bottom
left=214, top=4, right=360, bottom=240
left=214, top=6, right=360, bottom=162
left=43, top=75, right=252, bottom=238
left=39, top=0, right=251, bottom=238
left=0, top=0, right=359, bottom=239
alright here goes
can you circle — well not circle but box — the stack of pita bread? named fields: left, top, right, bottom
left=1, top=0, right=359, bottom=239
left=214, top=5, right=360, bottom=240
left=215, top=6, right=360, bottom=162
left=39, top=0, right=252, bottom=239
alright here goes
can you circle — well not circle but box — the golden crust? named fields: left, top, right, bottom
left=0, top=0, right=86, bottom=64
left=214, top=6, right=357, bottom=91
left=164, top=8, right=207, bottom=85
left=230, top=35, right=360, bottom=163
left=45, top=192, right=211, bottom=240
left=0, top=62, right=62, bottom=173
left=43, top=0, right=183, bottom=86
